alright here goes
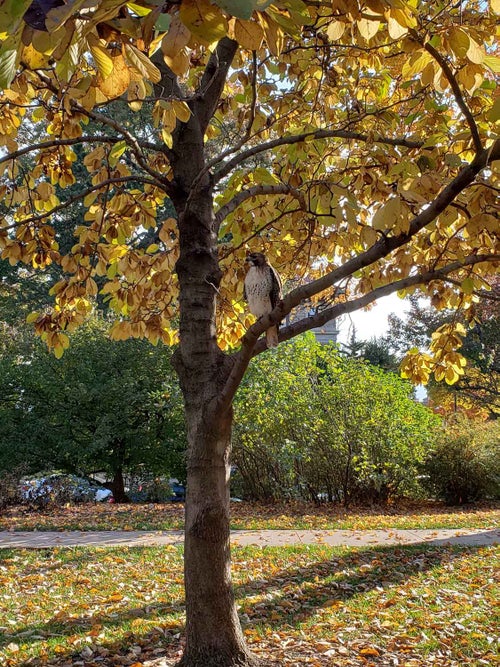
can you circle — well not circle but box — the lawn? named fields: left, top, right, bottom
left=0, top=544, right=498, bottom=666
left=1, top=500, right=499, bottom=532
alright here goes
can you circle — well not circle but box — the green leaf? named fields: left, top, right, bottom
left=483, top=54, right=500, bottom=74
left=371, top=196, right=401, bottom=231
left=109, top=140, right=128, bottom=167
left=155, top=13, right=171, bottom=32
left=253, top=167, right=280, bottom=185
left=0, top=38, right=18, bottom=89
left=461, top=277, right=474, bottom=295
left=0, top=0, right=32, bottom=34
left=488, top=97, right=500, bottom=123
left=214, top=0, right=255, bottom=20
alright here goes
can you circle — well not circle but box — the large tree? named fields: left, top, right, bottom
left=0, top=1, right=499, bottom=665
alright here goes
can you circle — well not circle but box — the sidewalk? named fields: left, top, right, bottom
left=0, top=528, right=498, bottom=548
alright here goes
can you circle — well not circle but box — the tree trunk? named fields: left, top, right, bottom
left=178, top=403, right=261, bottom=667
left=171, top=113, right=260, bottom=665
left=110, top=466, right=128, bottom=503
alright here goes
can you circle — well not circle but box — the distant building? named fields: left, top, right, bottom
left=286, top=302, right=342, bottom=345
left=312, top=318, right=340, bottom=344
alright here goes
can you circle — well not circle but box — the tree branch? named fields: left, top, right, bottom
left=422, top=39, right=482, bottom=153
left=214, top=184, right=306, bottom=226
left=33, top=69, right=170, bottom=190
left=213, top=129, right=425, bottom=184
left=261, top=253, right=500, bottom=350
left=215, top=140, right=500, bottom=412
left=193, top=37, right=239, bottom=135
left=0, top=136, right=120, bottom=166
left=6, top=176, right=160, bottom=229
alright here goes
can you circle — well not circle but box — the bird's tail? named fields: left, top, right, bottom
left=266, top=325, right=279, bottom=349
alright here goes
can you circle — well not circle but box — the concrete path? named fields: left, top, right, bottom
left=0, top=528, right=498, bottom=548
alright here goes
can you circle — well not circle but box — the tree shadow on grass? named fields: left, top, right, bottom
left=0, top=543, right=490, bottom=664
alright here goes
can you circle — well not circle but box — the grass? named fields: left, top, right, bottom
left=1, top=499, right=499, bottom=532
left=0, top=543, right=498, bottom=666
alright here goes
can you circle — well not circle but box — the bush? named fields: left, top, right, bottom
left=422, top=419, right=500, bottom=504
left=233, top=334, right=441, bottom=504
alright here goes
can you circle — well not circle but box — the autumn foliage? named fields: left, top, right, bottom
left=1, top=1, right=499, bottom=665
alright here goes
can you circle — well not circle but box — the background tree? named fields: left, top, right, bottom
left=0, top=317, right=185, bottom=499
left=386, top=287, right=500, bottom=419
left=0, top=1, right=499, bottom=665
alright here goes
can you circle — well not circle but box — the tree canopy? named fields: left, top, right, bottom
left=0, top=0, right=498, bottom=376
left=1, top=1, right=499, bottom=665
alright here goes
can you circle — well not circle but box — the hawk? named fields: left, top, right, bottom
left=244, top=252, right=282, bottom=348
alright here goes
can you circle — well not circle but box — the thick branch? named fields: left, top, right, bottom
left=263, top=253, right=500, bottom=349
left=193, top=37, right=238, bottom=134
left=217, top=253, right=499, bottom=412
left=213, top=129, right=424, bottom=184
left=214, top=184, right=305, bottom=226
left=216, top=140, right=500, bottom=412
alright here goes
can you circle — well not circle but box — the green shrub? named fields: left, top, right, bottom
left=233, top=334, right=441, bottom=504
left=422, top=419, right=500, bottom=504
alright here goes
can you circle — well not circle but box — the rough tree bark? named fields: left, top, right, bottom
left=168, top=38, right=260, bottom=667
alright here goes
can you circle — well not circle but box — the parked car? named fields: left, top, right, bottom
left=127, top=477, right=186, bottom=503
left=19, top=473, right=114, bottom=506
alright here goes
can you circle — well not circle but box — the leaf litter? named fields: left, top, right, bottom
left=0, top=544, right=498, bottom=667
left=1, top=500, right=498, bottom=532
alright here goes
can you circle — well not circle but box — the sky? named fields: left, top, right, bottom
left=336, top=293, right=427, bottom=401
left=337, top=293, right=410, bottom=345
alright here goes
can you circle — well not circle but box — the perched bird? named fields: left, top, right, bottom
left=244, top=252, right=282, bottom=348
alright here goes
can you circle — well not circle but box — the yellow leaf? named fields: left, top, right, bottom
left=124, top=43, right=161, bottom=83
left=483, top=54, right=500, bottom=73
left=445, top=366, right=459, bottom=385
left=87, top=34, right=114, bottom=78
left=387, top=16, right=407, bottom=39
left=21, top=43, right=50, bottom=68
left=326, top=20, right=345, bottom=41
left=97, top=53, right=131, bottom=99
left=448, top=27, right=469, bottom=59
left=233, top=19, right=264, bottom=50
left=163, top=47, right=190, bottom=77
left=492, top=0, right=500, bottom=14
left=357, top=17, right=379, bottom=42
left=371, top=196, right=401, bottom=231
left=466, top=37, right=484, bottom=64
left=161, top=16, right=191, bottom=58
left=179, top=0, right=228, bottom=43
left=172, top=99, right=192, bottom=123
